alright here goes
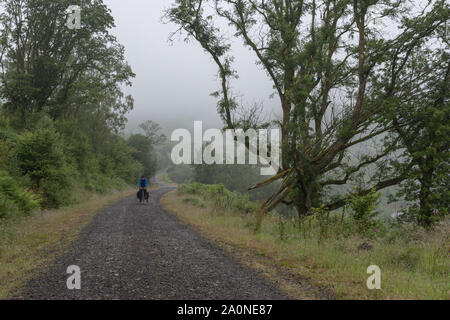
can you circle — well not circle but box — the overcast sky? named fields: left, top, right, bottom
left=103, top=0, right=277, bottom=135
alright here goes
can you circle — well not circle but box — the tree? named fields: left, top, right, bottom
left=166, top=0, right=448, bottom=225
left=126, top=120, right=166, bottom=177
left=0, top=0, right=134, bottom=129
left=127, top=133, right=157, bottom=177
left=0, top=0, right=142, bottom=208
left=139, top=120, right=167, bottom=145
left=379, top=29, right=449, bottom=227
left=15, top=128, right=72, bottom=208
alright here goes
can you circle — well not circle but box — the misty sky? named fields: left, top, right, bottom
left=103, top=0, right=277, bottom=135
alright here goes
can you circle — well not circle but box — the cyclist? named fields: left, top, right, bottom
left=138, top=175, right=149, bottom=202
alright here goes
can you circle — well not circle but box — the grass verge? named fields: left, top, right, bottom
left=161, top=190, right=449, bottom=300
left=0, top=188, right=135, bottom=299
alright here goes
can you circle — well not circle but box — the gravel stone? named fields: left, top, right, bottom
left=22, top=187, right=286, bottom=300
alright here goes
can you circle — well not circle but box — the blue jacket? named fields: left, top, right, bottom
left=139, top=178, right=148, bottom=188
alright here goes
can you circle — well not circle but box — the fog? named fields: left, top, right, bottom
left=103, top=0, right=432, bottom=136
left=104, top=0, right=278, bottom=135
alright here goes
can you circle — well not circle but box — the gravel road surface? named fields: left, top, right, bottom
left=22, top=186, right=286, bottom=300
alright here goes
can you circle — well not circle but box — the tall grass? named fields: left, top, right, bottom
left=172, top=182, right=450, bottom=299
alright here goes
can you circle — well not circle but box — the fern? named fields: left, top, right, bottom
left=0, top=171, right=40, bottom=218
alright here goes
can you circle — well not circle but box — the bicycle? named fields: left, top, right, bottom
left=138, top=187, right=149, bottom=204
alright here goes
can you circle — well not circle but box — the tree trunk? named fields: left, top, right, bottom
left=418, top=166, right=434, bottom=228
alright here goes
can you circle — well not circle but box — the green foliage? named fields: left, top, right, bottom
left=14, top=129, right=73, bottom=208
left=192, top=163, right=279, bottom=201
left=0, top=0, right=134, bottom=130
left=233, top=193, right=259, bottom=214
left=0, top=0, right=156, bottom=225
left=0, top=171, right=40, bottom=218
left=126, top=120, right=165, bottom=178
left=179, top=182, right=206, bottom=195
left=379, top=41, right=450, bottom=228
left=0, top=115, right=16, bottom=169
left=1, top=116, right=146, bottom=214
left=127, top=134, right=157, bottom=177
left=138, top=120, right=166, bottom=145
left=168, top=0, right=449, bottom=230
left=179, top=182, right=258, bottom=214
left=347, top=189, right=382, bottom=236
left=0, top=117, right=149, bottom=214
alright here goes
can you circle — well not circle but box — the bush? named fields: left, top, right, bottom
left=14, top=129, right=73, bottom=208
left=179, top=182, right=258, bottom=214
left=0, top=171, right=40, bottom=218
left=0, top=117, right=17, bottom=169
left=347, top=189, right=382, bottom=236
left=0, top=139, right=12, bottom=170
left=179, top=182, right=207, bottom=195
left=234, top=194, right=258, bottom=213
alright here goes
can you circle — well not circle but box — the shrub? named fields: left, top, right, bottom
left=234, top=194, right=258, bottom=214
left=0, top=140, right=12, bottom=170
left=0, top=171, right=40, bottom=218
left=0, top=117, right=17, bottom=169
left=14, top=129, right=73, bottom=208
left=179, top=182, right=259, bottom=214
left=347, top=189, right=382, bottom=236
left=179, top=182, right=207, bottom=195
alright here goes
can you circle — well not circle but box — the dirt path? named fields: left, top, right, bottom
left=21, top=185, right=286, bottom=300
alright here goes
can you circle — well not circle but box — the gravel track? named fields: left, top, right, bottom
left=22, top=186, right=286, bottom=300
